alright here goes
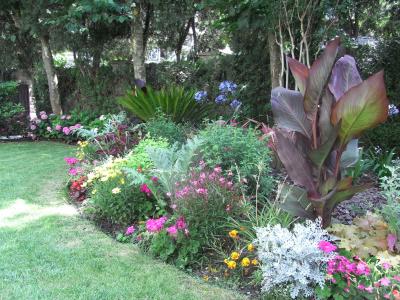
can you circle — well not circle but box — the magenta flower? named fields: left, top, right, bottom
left=382, top=262, right=392, bottom=270
left=355, top=261, right=370, bottom=276
left=364, top=286, right=373, bottom=293
left=64, top=157, right=79, bottom=165
left=318, top=241, right=337, bottom=253
left=175, top=216, right=187, bottom=230
left=30, top=124, right=37, bottom=131
left=166, top=225, right=178, bottom=237
left=379, top=277, right=391, bottom=286
left=55, top=124, right=62, bottom=131
left=357, top=284, right=365, bottom=290
left=139, top=184, right=152, bottom=197
left=63, top=127, right=71, bottom=135
left=151, top=176, right=158, bottom=182
left=393, top=275, right=400, bottom=282
left=125, top=226, right=135, bottom=235
left=68, top=168, right=78, bottom=176
left=146, top=216, right=167, bottom=233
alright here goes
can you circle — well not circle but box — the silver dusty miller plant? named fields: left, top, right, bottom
left=255, top=219, right=335, bottom=299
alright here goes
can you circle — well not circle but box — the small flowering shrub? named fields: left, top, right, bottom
left=172, top=165, right=246, bottom=247
left=197, top=122, right=274, bottom=198
left=255, top=219, right=335, bottom=299
left=83, top=156, right=167, bottom=225
left=317, top=250, right=400, bottom=300
left=141, top=216, right=202, bottom=268
left=195, top=80, right=242, bottom=111
left=29, top=110, right=97, bottom=141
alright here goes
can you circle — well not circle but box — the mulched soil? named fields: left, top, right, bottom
left=332, top=174, right=386, bottom=224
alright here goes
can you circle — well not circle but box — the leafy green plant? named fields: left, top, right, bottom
left=365, top=147, right=397, bottom=178
left=0, top=81, right=25, bottom=135
left=271, top=38, right=389, bottom=227
left=197, top=122, right=274, bottom=198
left=118, top=85, right=211, bottom=123
left=145, top=113, right=187, bottom=144
left=380, top=160, right=400, bottom=243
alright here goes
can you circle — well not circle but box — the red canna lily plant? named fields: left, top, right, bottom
left=271, top=38, right=389, bottom=227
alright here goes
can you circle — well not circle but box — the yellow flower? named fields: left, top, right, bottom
left=112, top=187, right=121, bottom=194
left=202, top=275, right=209, bottom=281
left=229, top=230, right=238, bottom=238
left=247, top=243, right=255, bottom=252
left=120, top=178, right=125, bottom=185
left=224, top=259, right=229, bottom=265
left=241, top=257, right=250, bottom=267
left=251, top=259, right=258, bottom=266
left=230, top=251, right=240, bottom=260
left=91, top=189, right=97, bottom=195
left=226, top=260, right=236, bottom=270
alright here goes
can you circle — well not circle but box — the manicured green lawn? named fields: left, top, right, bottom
left=0, top=142, right=244, bottom=300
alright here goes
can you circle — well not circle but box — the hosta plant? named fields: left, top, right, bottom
left=271, top=38, right=389, bottom=227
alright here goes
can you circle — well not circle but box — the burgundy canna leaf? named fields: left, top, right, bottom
left=287, top=57, right=309, bottom=95
left=329, top=55, right=362, bottom=101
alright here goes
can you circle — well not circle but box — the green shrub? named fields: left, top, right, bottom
left=0, top=81, right=25, bottom=135
left=118, top=85, right=211, bottom=123
left=88, top=175, right=154, bottom=225
left=145, top=114, right=187, bottom=144
left=124, top=137, right=170, bottom=171
left=197, top=122, right=274, bottom=198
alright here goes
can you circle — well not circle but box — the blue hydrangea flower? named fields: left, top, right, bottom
left=230, top=99, right=242, bottom=109
left=388, top=104, right=399, bottom=116
left=215, top=94, right=227, bottom=104
left=194, top=91, right=208, bottom=103
left=219, top=81, right=237, bottom=94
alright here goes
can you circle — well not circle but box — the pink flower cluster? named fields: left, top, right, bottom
left=40, top=111, right=48, bottom=120
left=318, top=241, right=337, bottom=253
left=146, top=216, right=188, bottom=238
left=140, top=184, right=152, bottom=197
left=55, top=123, right=81, bottom=135
left=146, top=216, right=168, bottom=233
left=174, top=166, right=234, bottom=199
left=166, top=216, right=188, bottom=237
left=64, top=157, right=79, bottom=166
left=327, top=255, right=371, bottom=277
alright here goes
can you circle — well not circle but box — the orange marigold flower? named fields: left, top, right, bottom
left=229, top=230, right=238, bottom=238
left=230, top=251, right=240, bottom=260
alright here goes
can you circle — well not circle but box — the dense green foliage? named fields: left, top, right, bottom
left=145, top=114, right=187, bottom=144
left=0, top=81, right=25, bottom=135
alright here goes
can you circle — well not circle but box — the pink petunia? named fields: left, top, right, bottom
left=146, top=216, right=167, bottom=233
left=40, top=114, right=48, bottom=120
left=55, top=124, right=62, bottom=131
left=68, top=168, right=78, bottom=176
left=175, top=216, right=187, bottom=230
left=379, top=277, right=391, bottom=287
left=166, top=225, right=178, bottom=237
left=382, top=262, right=392, bottom=270
left=64, top=157, right=79, bottom=165
left=318, top=241, right=337, bottom=253
left=393, top=275, right=400, bottom=282
left=125, top=226, right=135, bottom=235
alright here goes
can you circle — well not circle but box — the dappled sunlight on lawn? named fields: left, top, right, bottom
left=0, top=198, right=77, bottom=228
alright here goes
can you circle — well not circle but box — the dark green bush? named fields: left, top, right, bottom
left=145, top=114, right=187, bottom=144
left=0, top=81, right=25, bottom=135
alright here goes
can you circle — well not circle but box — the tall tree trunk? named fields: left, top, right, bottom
left=175, top=18, right=192, bottom=63
left=191, top=17, right=197, bottom=59
left=131, top=2, right=146, bottom=82
left=268, top=31, right=282, bottom=89
left=40, top=34, right=62, bottom=115
left=27, top=77, right=37, bottom=120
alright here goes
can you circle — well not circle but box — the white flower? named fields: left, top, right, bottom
left=112, top=187, right=121, bottom=194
